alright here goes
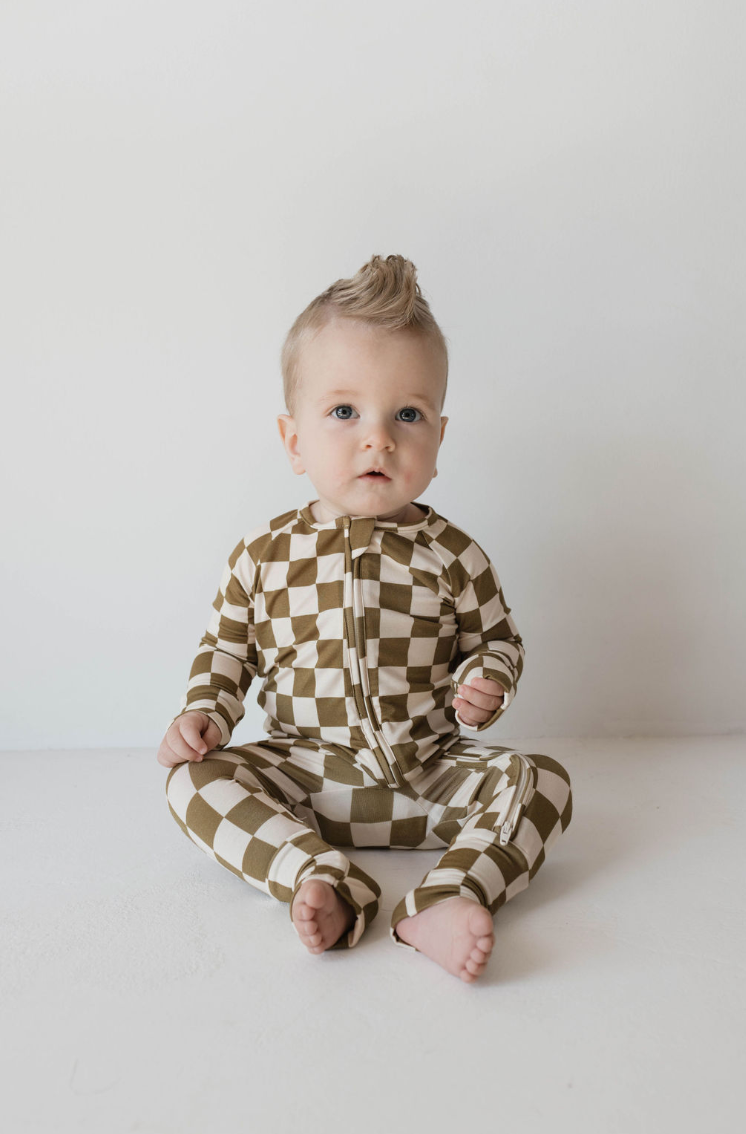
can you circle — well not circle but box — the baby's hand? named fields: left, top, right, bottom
left=454, top=677, right=505, bottom=728
left=157, top=712, right=222, bottom=768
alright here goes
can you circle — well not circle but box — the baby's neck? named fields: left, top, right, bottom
left=310, top=500, right=426, bottom=524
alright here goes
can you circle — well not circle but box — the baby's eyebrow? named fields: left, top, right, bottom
left=317, top=389, right=359, bottom=402
left=317, top=389, right=437, bottom=409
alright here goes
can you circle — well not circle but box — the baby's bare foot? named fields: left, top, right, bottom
left=394, top=897, right=494, bottom=982
left=292, top=879, right=356, bottom=954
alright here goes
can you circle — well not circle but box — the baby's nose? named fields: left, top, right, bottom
left=364, top=423, right=395, bottom=447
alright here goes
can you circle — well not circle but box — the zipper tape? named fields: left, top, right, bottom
left=498, top=754, right=534, bottom=846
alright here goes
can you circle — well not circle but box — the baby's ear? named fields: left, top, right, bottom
left=277, top=414, right=294, bottom=445
left=277, top=414, right=305, bottom=475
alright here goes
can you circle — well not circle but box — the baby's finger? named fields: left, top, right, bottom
left=469, top=677, right=506, bottom=701
left=156, top=741, right=180, bottom=768
left=469, top=676, right=506, bottom=695
left=180, top=715, right=207, bottom=757
left=157, top=735, right=192, bottom=767
left=168, top=726, right=202, bottom=763
left=454, top=701, right=489, bottom=727
left=456, top=680, right=503, bottom=710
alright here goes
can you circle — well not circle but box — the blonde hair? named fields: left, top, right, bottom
left=280, top=254, right=449, bottom=417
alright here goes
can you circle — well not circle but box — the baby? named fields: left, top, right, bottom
left=158, top=254, right=573, bottom=983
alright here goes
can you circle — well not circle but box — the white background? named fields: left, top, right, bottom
left=1, top=0, right=744, bottom=749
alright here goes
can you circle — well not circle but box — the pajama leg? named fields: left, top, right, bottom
left=390, top=751, right=573, bottom=949
left=165, top=746, right=380, bottom=949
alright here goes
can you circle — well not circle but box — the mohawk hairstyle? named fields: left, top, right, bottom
left=280, top=254, right=449, bottom=417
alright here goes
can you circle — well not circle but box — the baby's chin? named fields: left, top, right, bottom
left=312, top=484, right=415, bottom=522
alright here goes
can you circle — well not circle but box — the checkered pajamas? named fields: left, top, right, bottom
left=165, top=734, right=573, bottom=949
left=164, top=499, right=572, bottom=950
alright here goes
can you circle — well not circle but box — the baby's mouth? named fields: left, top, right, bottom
left=359, top=471, right=391, bottom=482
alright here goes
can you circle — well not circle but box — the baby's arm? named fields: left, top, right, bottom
left=157, top=536, right=259, bottom=763
left=449, top=537, right=525, bottom=732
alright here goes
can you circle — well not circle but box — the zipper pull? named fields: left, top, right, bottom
left=499, top=809, right=522, bottom=846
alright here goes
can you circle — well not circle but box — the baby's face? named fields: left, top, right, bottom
left=278, top=318, right=448, bottom=522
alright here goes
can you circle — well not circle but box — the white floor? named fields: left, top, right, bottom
left=2, top=736, right=745, bottom=1133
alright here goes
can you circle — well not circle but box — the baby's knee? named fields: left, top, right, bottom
left=165, top=760, right=187, bottom=793
left=525, top=753, right=573, bottom=829
left=164, top=749, right=222, bottom=796
left=526, top=752, right=571, bottom=789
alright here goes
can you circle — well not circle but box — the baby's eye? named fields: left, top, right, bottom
left=329, top=405, right=423, bottom=422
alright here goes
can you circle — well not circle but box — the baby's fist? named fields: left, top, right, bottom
left=157, top=712, right=222, bottom=768
left=454, top=677, right=505, bottom=728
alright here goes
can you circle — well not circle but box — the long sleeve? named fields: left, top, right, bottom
left=448, top=537, right=525, bottom=732
left=169, top=537, right=259, bottom=747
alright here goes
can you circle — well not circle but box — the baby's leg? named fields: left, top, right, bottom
left=392, top=750, right=573, bottom=981
left=165, top=744, right=380, bottom=951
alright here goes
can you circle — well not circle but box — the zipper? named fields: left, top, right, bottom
left=498, top=753, right=535, bottom=846
left=343, top=519, right=399, bottom=786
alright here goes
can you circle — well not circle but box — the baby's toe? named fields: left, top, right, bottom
left=468, top=906, right=493, bottom=936
left=297, top=918, right=319, bottom=941
left=297, top=920, right=323, bottom=948
left=465, top=957, right=484, bottom=976
left=304, top=881, right=329, bottom=910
